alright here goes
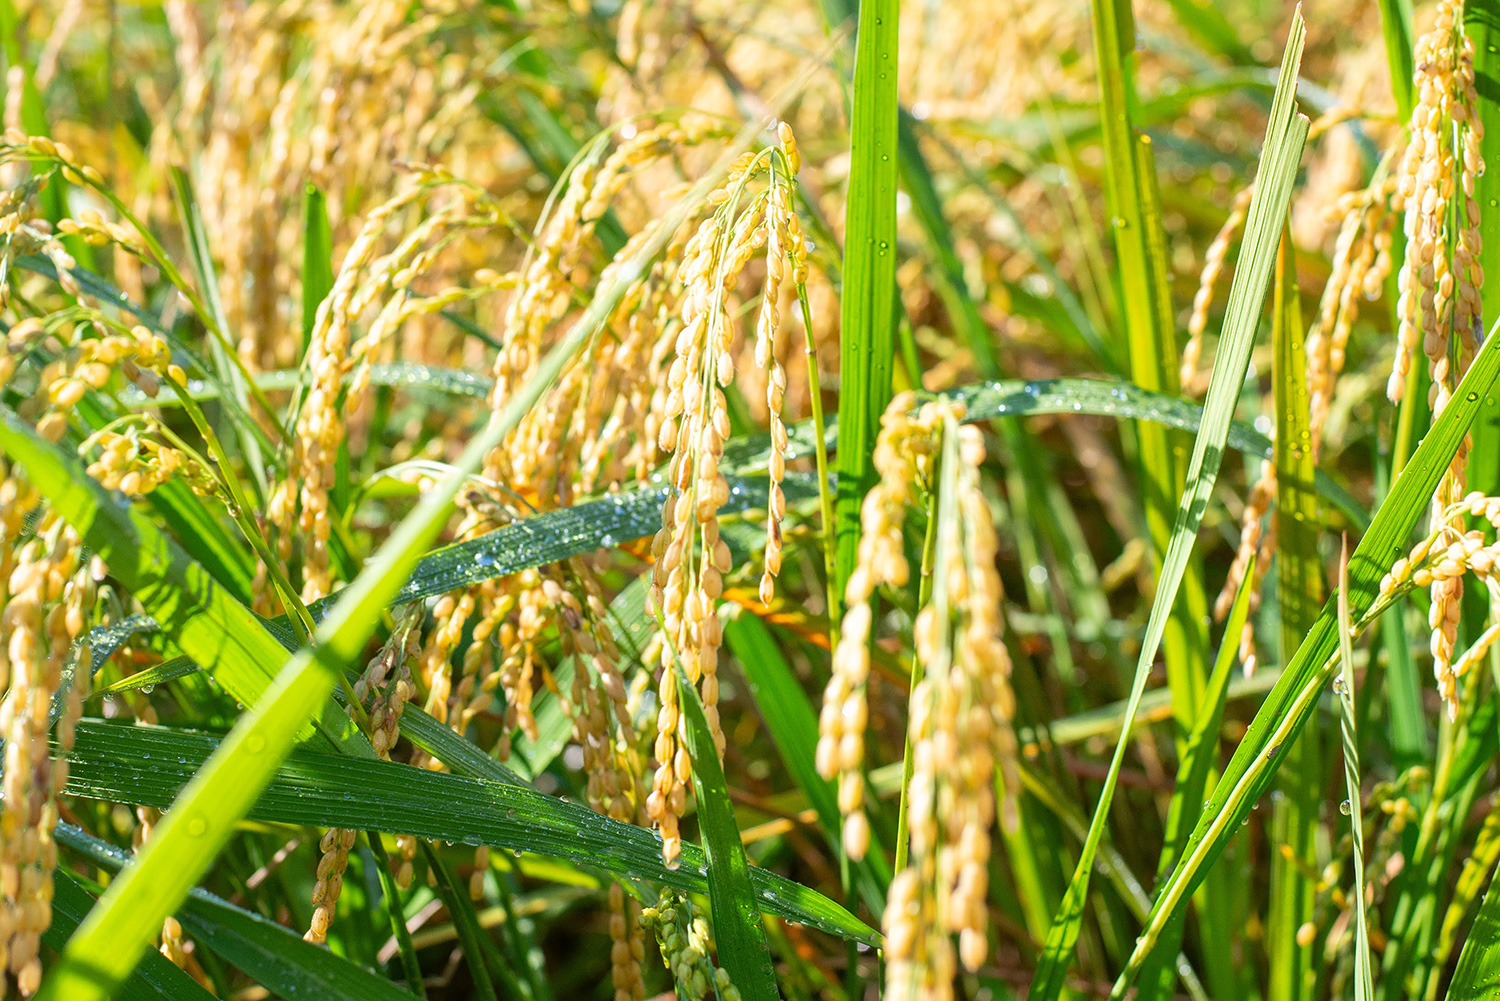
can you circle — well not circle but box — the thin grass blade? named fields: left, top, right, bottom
left=1138, top=557, right=1255, bottom=996
left=55, top=824, right=422, bottom=1001
left=302, top=184, right=335, bottom=354
left=57, top=720, right=875, bottom=944
left=1268, top=225, right=1321, bottom=1001
left=1112, top=312, right=1500, bottom=994
left=833, top=0, right=898, bottom=589
left=724, top=610, right=892, bottom=913
left=1463, top=0, right=1500, bottom=668
left=421, top=843, right=501, bottom=1001
left=1027, top=16, right=1308, bottom=997
left=1378, top=0, right=1417, bottom=120
left=675, top=659, right=780, bottom=1001
left=168, top=165, right=269, bottom=498
left=1337, top=541, right=1376, bottom=1001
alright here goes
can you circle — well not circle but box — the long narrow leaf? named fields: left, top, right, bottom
left=421, top=843, right=501, bottom=1001
left=1114, top=309, right=1500, bottom=994
left=833, top=0, right=898, bottom=589
left=1378, top=0, right=1416, bottom=120
left=725, top=611, right=892, bottom=915
left=57, top=720, right=875, bottom=944
left=1028, top=16, right=1308, bottom=997
left=0, top=407, right=358, bottom=749
left=1446, top=860, right=1500, bottom=1001
left=89, top=374, right=1371, bottom=662
left=1139, top=557, right=1255, bottom=996
left=168, top=166, right=269, bottom=498
left=1337, top=543, right=1375, bottom=1001
left=1268, top=225, right=1321, bottom=1001
left=56, top=825, right=422, bottom=1001
left=302, top=184, right=335, bottom=353
left=49, top=871, right=217, bottom=1001
left=676, top=660, right=780, bottom=1001
left=1463, top=0, right=1500, bottom=666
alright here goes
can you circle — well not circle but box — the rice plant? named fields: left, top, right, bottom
left=2, top=1, right=1500, bottom=999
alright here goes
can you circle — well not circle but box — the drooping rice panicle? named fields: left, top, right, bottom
left=1181, top=184, right=1253, bottom=393
left=870, top=407, right=1019, bottom=1001
left=818, top=392, right=945, bottom=860
left=1385, top=0, right=1485, bottom=712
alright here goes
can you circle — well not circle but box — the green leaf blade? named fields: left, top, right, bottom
left=833, top=0, right=899, bottom=590
left=58, top=719, right=877, bottom=945
left=1028, top=14, right=1309, bottom=997
left=1117, top=308, right=1500, bottom=994
left=675, top=660, right=780, bottom=1001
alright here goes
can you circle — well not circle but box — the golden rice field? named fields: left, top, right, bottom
left=1, top=0, right=1499, bottom=999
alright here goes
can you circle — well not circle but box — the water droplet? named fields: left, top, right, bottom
left=513, top=848, right=523, bottom=858
left=246, top=734, right=266, bottom=753
left=1266, top=744, right=1280, bottom=759
left=1331, top=677, right=1345, bottom=695
left=1112, top=216, right=1128, bottom=229
left=475, top=551, right=496, bottom=567
left=506, top=808, right=517, bottom=819
left=1468, top=391, right=1480, bottom=402
left=142, top=685, right=155, bottom=695
left=1339, top=799, right=1352, bottom=816
left=600, top=534, right=617, bottom=548
left=186, top=817, right=208, bottom=837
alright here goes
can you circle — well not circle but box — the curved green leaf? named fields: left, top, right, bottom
left=83, top=374, right=1368, bottom=690
left=119, top=362, right=496, bottom=409
left=49, top=871, right=218, bottom=1001
left=420, top=842, right=501, bottom=1001
left=55, top=825, right=420, bottom=1001
left=1029, top=14, right=1309, bottom=995
left=1447, top=860, right=1500, bottom=1000
left=676, top=660, right=780, bottom=1001
left=0, top=406, right=353, bottom=749
left=59, top=720, right=877, bottom=946
left=1112, top=307, right=1500, bottom=996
